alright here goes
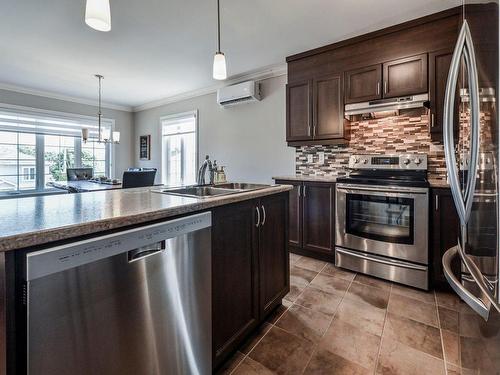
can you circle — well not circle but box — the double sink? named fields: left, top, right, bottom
left=156, top=183, right=271, bottom=199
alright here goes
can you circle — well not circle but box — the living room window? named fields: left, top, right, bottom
left=0, top=106, right=113, bottom=196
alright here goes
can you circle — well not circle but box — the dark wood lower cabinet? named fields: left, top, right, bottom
left=431, top=188, right=461, bottom=289
left=302, top=182, right=334, bottom=258
left=212, top=193, right=289, bottom=369
left=212, top=200, right=259, bottom=368
left=275, top=179, right=334, bottom=262
left=258, top=194, right=290, bottom=317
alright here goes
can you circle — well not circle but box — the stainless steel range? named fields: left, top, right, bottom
left=335, top=154, right=430, bottom=289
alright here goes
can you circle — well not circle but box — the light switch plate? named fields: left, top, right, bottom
left=318, top=152, right=325, bottom=165
left=307, top=154, right=313, bottom=163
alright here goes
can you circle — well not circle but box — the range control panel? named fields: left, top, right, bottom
left=348, top=154, right=428, bottom=171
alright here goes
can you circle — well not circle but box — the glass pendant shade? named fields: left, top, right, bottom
left=101, top=127, right=111, bottom=142
left=85, top=0, right=111, bottom=32
left=81, top=128, right=89, bottom=143
left=213, top=52, right=227, bottom=80
left=112, top=131, right=120, bottom=144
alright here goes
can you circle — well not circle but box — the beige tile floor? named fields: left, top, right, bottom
left=217, top=253, right=500, bottom=375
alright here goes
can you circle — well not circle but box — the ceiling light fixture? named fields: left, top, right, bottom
left=85, top=0, right=111, bottom=32
left=212, top=0, right=227, bottom=80
left=82, top=74, right=120, bottom=144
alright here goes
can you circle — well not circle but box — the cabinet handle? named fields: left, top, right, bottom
left=298, top=185, right=301, bottom=197
left=303, top=185, right=307, bottom=197
left=308, top=124, right=312, bottom=136
left=384, top=81, right=388, bottom=94
left=377, top=82, right=380, bottom=95
left=431, top=113, right=435, bottom=128
left=435, top=195, right=439, bottom=211
left=255, top=206, right=261, bottom=227
left=261, top=205, right=266, bottom=226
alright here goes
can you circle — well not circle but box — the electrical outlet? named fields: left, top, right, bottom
left=307, top=154, right=313, bottom=163
left=318, top=152, right=325, bottom=165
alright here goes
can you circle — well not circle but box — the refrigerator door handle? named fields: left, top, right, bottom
left=462, top=23, right=481, bottom=222
left=442, top=245, right=490, bottom=320
left=456, top=239, right=500, bottom=315
left=443, top=20, right=480, bottom=227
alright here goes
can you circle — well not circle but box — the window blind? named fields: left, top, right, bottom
left=0, top=107, right=113, bottom=138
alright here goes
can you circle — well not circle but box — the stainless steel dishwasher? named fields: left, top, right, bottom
left=22, top=212, right=211, bottom=375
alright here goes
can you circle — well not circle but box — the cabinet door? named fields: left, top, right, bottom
left=286, top=80, right=312, bottom=141
left=431, top=188, right=460, bottom=289
left=303, top=182, right=334, bottom=256
left=313, top=74, right=344, bottom=140
left=258, top=194, right=289, bottom=318
left=275, top=180, right=302, bottom=249
left=345, top=64, right=382, bottom=103
left=212, top=200, right=259, bottom=368
left=383, top=54, right=428, bottom=98
left=429, top=49, right=460, bottom=140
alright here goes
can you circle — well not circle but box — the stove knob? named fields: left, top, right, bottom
left=403, top=158, right=410, bottom=165
left=354, top=157, right=360, bottom=164
left=362, top=159, right=368, bottom=164
left=414, top=158, right=422, bottom=165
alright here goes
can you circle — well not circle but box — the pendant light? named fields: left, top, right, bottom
left=85, top=0, right=111, bottom=32
left=212, top=0, right=227, bottom=80
left=83, top=74, right=120, bottom=144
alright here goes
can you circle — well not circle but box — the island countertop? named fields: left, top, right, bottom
left=0, top=184, right=292, bottom=252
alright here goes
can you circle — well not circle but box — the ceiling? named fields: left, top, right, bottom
left=1, top=0, right=459, bottom=110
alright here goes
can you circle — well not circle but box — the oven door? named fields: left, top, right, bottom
left=336, top=183, right=429, bottom=264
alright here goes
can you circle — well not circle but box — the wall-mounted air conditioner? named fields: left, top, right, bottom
left=217, top=81, right=261, bottom=107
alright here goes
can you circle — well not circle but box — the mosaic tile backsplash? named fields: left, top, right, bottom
left=296, top=112, right=447, bottom=181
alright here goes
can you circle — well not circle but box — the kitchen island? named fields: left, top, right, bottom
left=0, top=184, right=291, bottom=373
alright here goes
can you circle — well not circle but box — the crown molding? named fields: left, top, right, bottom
left=0, top=82, right=133, bottom=112
left=133, top=63, right=288, bottom=112
left=0, top=63, right=288, bottom=114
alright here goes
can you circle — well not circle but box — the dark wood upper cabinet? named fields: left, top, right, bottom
left=429, top=49, right=454, bottom=138
left=345, top=64, right=382, bottom=103
left=302, top=182, right=334, bottom=255
left=383, top=54, right=428, bottom=98
left=212, top=200, right=259, bottom=368
left=313, top=73, right=344, bottom=140
left=286, top=80, right=312, bottom=141
left=258, top=194, right=289, bottom=317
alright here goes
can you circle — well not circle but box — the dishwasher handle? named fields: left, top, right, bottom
left=128, top=241, right=166, bottom=262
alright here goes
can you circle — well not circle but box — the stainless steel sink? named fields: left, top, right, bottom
left=158, top=186, right=239, bottom=198
left=155, top=183, right=271, bottom=199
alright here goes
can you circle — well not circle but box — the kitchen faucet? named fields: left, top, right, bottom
left=197, top=155, right=215, bottom=185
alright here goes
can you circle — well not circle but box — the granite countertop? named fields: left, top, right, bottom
left=273, top=175, right=339, bottom=183
left=0, top=184, right=292, bottom=252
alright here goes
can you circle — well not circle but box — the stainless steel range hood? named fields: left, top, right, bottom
left=344, top=93, right=429, bottom=116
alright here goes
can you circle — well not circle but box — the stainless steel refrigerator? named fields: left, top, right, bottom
left=441, top=1, right=500, bottom=373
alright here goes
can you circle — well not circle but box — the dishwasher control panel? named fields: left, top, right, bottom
left=26, top=212, right=211, bottom=281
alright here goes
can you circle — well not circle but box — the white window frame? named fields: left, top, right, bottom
left=0, top=103, right=115, bottom=197
left=159, top=110, right=199, bottom=186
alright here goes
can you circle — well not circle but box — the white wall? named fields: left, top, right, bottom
left=133, top=75, right=295, bottom=184
left=0, top=89, right=134, bottom=178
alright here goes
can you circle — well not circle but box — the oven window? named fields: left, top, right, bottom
left=346, top=194, right=414, bottom=244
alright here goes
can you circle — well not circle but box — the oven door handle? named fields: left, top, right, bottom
left=336, top=185, right=427, bottom=196
left=335, top=248, right=428, bottom=271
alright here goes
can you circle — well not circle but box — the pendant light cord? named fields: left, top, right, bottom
left=95, top=74, right=104, bottom=142
left=217, top=0, right=221, bottom=53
